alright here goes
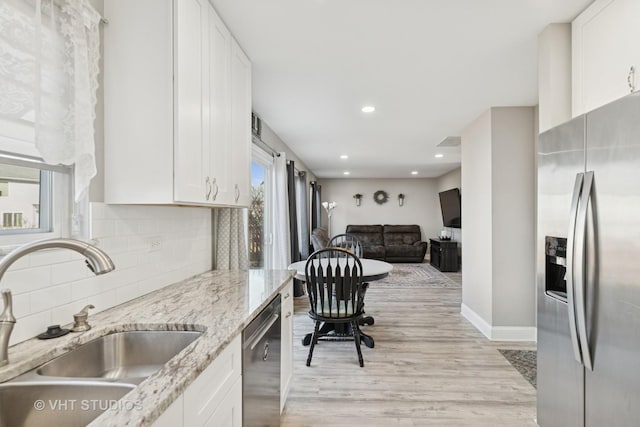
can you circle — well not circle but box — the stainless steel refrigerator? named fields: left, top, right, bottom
left=537, top=92, right=640, bottom=427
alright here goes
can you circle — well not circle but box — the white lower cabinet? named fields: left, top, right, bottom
left=151, top=335, right=242, bottom=427
left=280, top=281, right=294, bottom=413
left=206, top=377, right=242, bottom=427
left=150, top=395, right=183, bottom=427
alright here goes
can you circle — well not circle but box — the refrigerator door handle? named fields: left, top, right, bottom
left=566, top=172, right=584, bottom=365
left=575, top=170, right=594, bottom=371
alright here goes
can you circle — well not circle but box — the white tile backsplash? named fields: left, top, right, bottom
left=51, top=260, right=92, bottom=285
left=15, top=311, right=51, bottom=343
left=29, top=250, right=74, bottom=268
left=70, top=277, right=103, bottom=301
left=30, top=284, right=72, bottom=313
left=12, top=293, right=30, bottom=317
left=4, top=266, right=52, bottom=294
left=91, top=219, right=116, bottom=239
left=4, top=203, right=212, bottom=345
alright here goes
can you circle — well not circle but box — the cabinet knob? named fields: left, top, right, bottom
left=628, top=66, right=636, bottom=93
left=284, top=293, right=290, bottom=299
left=234, top=184, right=240, bottom=203
left=285, top=311, right=292, bottom=318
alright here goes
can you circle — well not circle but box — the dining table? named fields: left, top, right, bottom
left=287, top=258, right=393, bottom=348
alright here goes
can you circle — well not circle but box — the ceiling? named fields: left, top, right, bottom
left=211, top=0, right=593, bottom=179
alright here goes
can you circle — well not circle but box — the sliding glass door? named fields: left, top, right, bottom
left=249, top=148, right=273, bottom=269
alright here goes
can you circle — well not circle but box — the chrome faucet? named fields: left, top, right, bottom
left=0, top=238, right=115, bottom=367
left=0, top=290, right=16, bottom=368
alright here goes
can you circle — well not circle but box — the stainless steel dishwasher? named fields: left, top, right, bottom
left=243, top=295, right=281, bottom=427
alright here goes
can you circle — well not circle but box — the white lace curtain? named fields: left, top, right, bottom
left=0, top=0, right=101, bottom=201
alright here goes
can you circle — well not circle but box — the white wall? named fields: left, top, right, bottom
left=4, top=203, right=211, bottom=345
left=436, top=168, right=461, bottom=193
left=491, top=108, right=536, bottom=327
left=259, top=121, right=317, bottom=182
left=318, top=178, right=440, bottom=245
left=461, top=107, right=536, bottom=340
left=461, top=111, right=493, bottom=324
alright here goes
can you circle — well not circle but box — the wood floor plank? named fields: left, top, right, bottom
left=281, top=266, right=537, bottom=426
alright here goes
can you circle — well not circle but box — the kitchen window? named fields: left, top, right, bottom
left=0, top=93, right=72, bottom=243
left=0, top=163, right=51, bottom=234
left=0, top=154, right=71, bottom=245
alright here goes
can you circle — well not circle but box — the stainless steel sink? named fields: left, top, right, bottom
left=0, top=381, right=135, bottom=427
left=36, top=330, right=202, bottom=383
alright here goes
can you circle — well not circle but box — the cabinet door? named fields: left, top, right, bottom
left=573, top=0, right=640, bottom=115
left=208, top=7, right=233, bottom=205
left=205, top=377, right=242, bottom=427
left=280, top=281, right=294, bottom=412
left=184, top=335, right=242, bottom=426
left=104, top=0, right=175, bottom=204
left=230, top=39, right=252, bottom=207
left=173, top=0, right=210, bottom=204
left=151, top=396, right=184, bottom=427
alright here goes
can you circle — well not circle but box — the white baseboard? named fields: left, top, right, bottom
left=460, top=303, right=537, bottom=342
left=460, top=303, right=492, bottom=338
left=492, top=326, right=537, bottom=341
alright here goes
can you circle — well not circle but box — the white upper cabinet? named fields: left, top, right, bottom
left=572, top=0, right=640, bottom=116
left=230, top=39, right=252, bottom=207
left=174, top=0, right=209, bottom=204
left=104, top=0, right=251, bottom=207
left=207, top=7, right=232, bottom=205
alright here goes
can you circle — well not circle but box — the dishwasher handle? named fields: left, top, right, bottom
left=249, top=313, right=280, bottom=351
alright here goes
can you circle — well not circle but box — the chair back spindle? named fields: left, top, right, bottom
left=327, top=234, right=363, bottom=258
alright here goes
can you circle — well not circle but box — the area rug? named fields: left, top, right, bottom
left=499, top=349, right=537, bottom=388
left=374, top=263, right=460, bottom=288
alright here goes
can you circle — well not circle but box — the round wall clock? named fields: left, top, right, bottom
left=373, top=190, right=389, bottom=205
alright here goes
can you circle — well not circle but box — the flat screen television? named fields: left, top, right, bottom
left=439, top=188, right=461, bottom=228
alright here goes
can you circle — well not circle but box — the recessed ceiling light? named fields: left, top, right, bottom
left=343, top=171, right=350, bottom=175
left=411, top=171, right=418, bottom=175
left=340, top=154, right=349, bottom=159
left=434, top=154, right=444, bottom=158
left=361, top=106, right=375, bottom=113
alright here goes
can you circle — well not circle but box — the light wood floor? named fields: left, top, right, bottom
left=281, top=268, right=537, bottom=427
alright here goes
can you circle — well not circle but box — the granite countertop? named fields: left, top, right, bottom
left=0, top=268, right=295, bottom=426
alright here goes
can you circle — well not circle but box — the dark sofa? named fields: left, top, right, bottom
left=345, top=224, right=428, bottom=262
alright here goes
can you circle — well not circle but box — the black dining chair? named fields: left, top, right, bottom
left=327, top=234, right=374, bottom=326
left=327, top=233, right=363, bottom=257
left=304, top=247, right=367, bottom=367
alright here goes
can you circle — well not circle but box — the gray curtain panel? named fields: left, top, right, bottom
left=297, top=171, right=309, bottom=259
left=310, top=181, right=322, bottom=231
left=287, top=161, right=300, bottom=263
